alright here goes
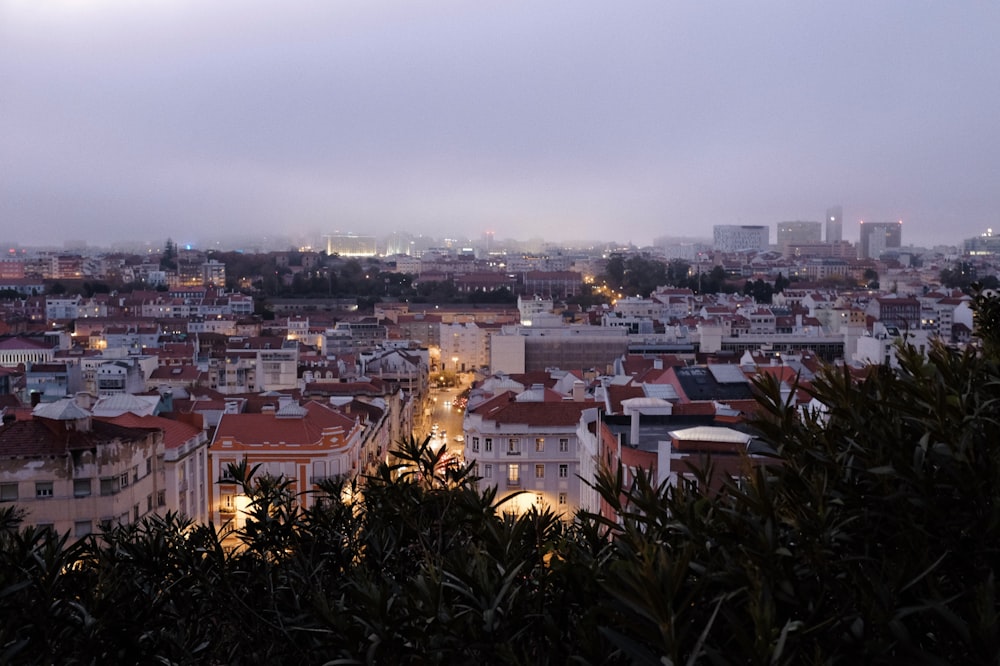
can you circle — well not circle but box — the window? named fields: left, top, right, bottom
left=145, top=457, right=152, bottom=476
left=100, top=477, right=120, bottom=496
left=0, top=483, right=17, bottom=502
left=119, top=472, right=129, bottom=488
left=535, top=493, right=544, bottom=505
left=558, top=492, right=567, bottom=505
left=559, top=438, right=569, bottom=452
left=472, top=437, right=480, bottom=453
left=484, top=464, right=493, bottom=479
left=74, top=520, right=92, bottom=538
left=535, top=464, right=545, bottom=479
left=535, top=438, right=544, bottom=452
left=147, top=494, right=153, bottom=512
left=484, top=438, right=493, bottom=453
left=134, top=504, right=140, bottom=522
left=35, top=482, right=53, bottom=498
left=132, top=465, right=140, bottom=483
left=73, top=478, right=92, bottom=497
left=219, top=462, right=237, bottom=482
left=507, top=438, right=520, bottom=455
left=559, top=464, right=568, bottom=478
left=157, top=490, right=166, bottom=507
left=507, top=464, right=520, bottom=486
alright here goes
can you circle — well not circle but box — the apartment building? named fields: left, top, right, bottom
left=0, top=398, right=207, bottom=539
left=208, top=399, right=367, bottom=525
left=463, top=388, right=596, bottom=516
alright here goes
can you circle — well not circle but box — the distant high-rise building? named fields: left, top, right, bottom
left=325, top=233, right=377, bottom=257
left=858, top=220, right=902, bottom=259
left=777, top=221, right=822, bottom=256
left=385, top=231, right=415, bottom=256
left=712, top=225, right=769, bottom=253
left=826, top=205, right=843, bottom=243
left=964, top=228, right=1000, bottom=255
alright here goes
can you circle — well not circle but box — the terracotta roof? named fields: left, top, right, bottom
left=0, top=336, right=53, bottom=351
left=478, top=400, right=593, bottom=427
left=0, top=418, right=150, bottom=457
left=607, top=383, right=645, bottom=414
left=149, top=366, right=202, bottom=381
left=212, top=401, right=357, bottom=447
left=96, top=413, right=202, bottom=450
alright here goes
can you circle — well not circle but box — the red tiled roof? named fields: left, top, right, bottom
left=0, top=336, right=53, bottom=351
left=479, top=400, right=593, bottom=427
left=96, top=413, right=202, bottom=450
left=607, top=383, right=645, bottom=414
left=0, top=418, right=150, bottom=457
left=212, top=401, right=357, bottom=447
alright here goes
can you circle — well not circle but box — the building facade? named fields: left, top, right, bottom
left=713, top=225, right=770, bottom=253
left=858, top=221, right=902, bottom=259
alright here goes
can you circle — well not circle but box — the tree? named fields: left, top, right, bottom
left=773, top=272, right=789, bottom=294
left=160, top=238, right=177, bottom=271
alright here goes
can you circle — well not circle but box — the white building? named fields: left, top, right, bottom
left=463, top=387, right=596, bottom=516
left=713, top=225, right=770, bottom=253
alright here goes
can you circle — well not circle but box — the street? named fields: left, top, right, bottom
left=424, top=385, right=467, bottom=459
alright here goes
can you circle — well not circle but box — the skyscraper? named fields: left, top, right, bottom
left=777, top=221, right=822, bottom=256
left=858, top=220, right=902, bottom=259
left=826, top=205, right=843, bottom=243
left=712, top=225, right=769, bottom=253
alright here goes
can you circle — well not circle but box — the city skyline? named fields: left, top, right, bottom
left=3, top=2, right=998, bottom=249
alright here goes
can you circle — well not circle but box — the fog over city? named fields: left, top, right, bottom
left=2, top=1, right=998, bottom=249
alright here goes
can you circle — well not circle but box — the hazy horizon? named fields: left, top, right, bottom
left=3, top=2, right=998, bottom=249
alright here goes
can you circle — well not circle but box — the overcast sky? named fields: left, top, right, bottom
left=2, top=1, right=998, bottom=250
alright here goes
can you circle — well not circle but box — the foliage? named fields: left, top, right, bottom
left=161, top=238, right=177, bottom=271
left=972, top=283, right=1000, bottom=360
left=2, top=328, right=1000, bottom=662
left=742, top=278, right=774, bottom=304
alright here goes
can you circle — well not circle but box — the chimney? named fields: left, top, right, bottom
left=572, top=380, right=585, bottom=402
left=630, top=409, right=641, bottom=448
left=653, top=357, right=663, bottom=370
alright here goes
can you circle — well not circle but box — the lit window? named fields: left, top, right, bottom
left=507, top=464, right=520, bottom=486
left=535, top=438, right=544, bottom=452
